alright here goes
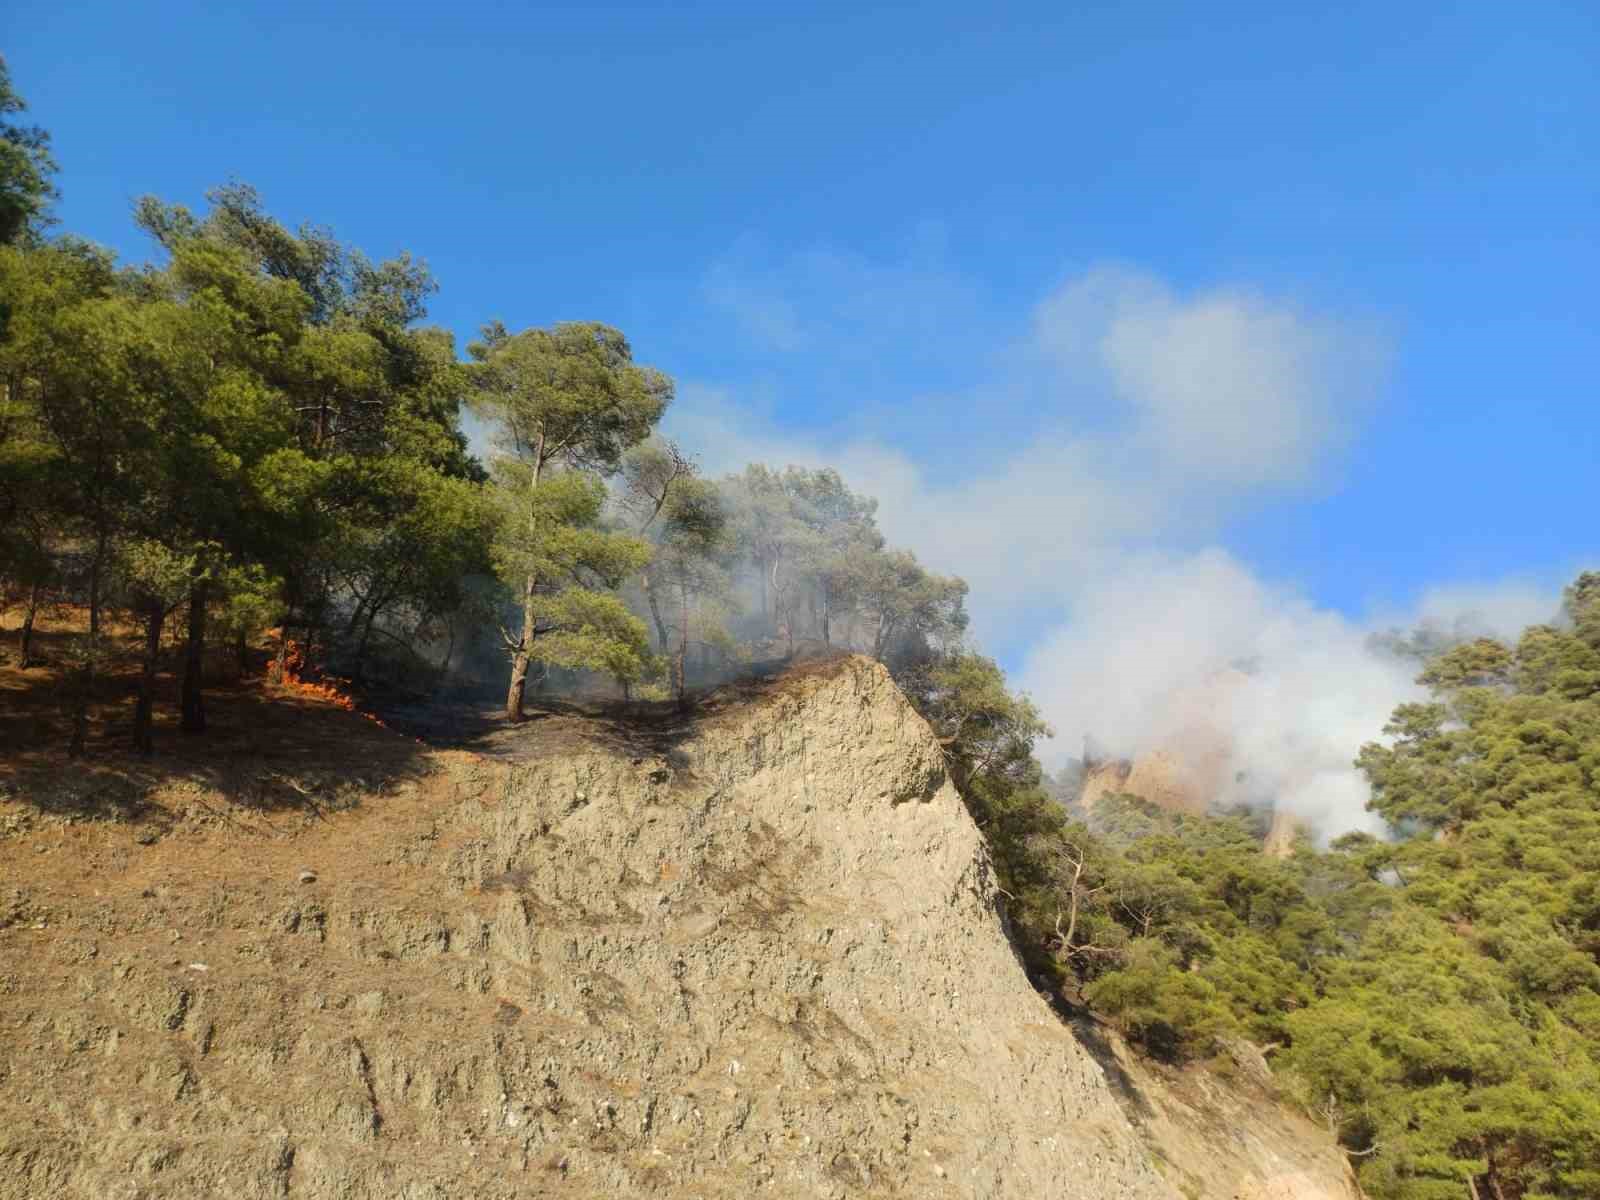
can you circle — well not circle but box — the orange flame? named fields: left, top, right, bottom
left=265, top=631, right=423, bottom=742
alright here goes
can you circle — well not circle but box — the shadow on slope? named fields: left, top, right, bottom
left=0, top=621, right=433, bottom=830
left=372, top=645, right=855, bottom=764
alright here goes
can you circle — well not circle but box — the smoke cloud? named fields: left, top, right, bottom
left=667, top=259, right=1555, bottom=837
left=1018, top=559, right=1566, bottom=836
left=1016, top=552, right=1416, bottom=836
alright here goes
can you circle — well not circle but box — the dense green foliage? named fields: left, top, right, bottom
left=0, top=57, right=56, bottom=245
left=466, top=320, right=668, bottom=717
left=0, top=72, right=975, bottom=746
left=981, top=578, right=1600, bottom=1199
left=0, top=179, right=495, bottom=747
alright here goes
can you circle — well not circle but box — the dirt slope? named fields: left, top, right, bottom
left=1078, top=1025, right=1362, bottom=1200
left=1, top=656, right=1180, bottom=1199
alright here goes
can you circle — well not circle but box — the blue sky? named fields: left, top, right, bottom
left=8, top=1, right=1597, bottom=681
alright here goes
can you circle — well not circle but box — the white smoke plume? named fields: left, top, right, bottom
left=1020, top=559, right=1568, bottom=836
left=664, top=259, right=1560, bottom=837
left=1016, top=553, right=1416, bottom=837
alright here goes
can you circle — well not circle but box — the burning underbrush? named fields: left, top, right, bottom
left=0, top=611, right=434, bottom=825
left=271, top=635, right=357, bottom=710
left=268, top=632, right=422, bottom=742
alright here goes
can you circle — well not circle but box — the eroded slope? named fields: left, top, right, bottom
left=1, top=656, right=1175, bottom=1199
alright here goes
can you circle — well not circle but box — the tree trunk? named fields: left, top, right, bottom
left=270, top=628, right=289, bottom=685
left=504, top=573, right=537, bottom=721
left=69, top=533, right=106, bottom=757
left=133, top=604, right=166, bottom=756
left=675, top=582, right=690, bottom=710
left=769, top=560, right=782, bottom=635
left=302, top=612, right=321, bottom=676
left=180, top=579, right=208, bottom=734
left=17, top=580, right=40, bottom=667
left=343, top=592, right=368, bottom=639
left=643, top=571, right=670, bottom=652
left=821, top=584, right=831, bottom=645
left=353, top=608, right=378, bottom=681
left=438, top=621, right=456, bottom=675
left=235, top=630, right=249, bottom=678
left=505, top=439, right=546, bottom=721
left=505, top=653, right=530, bottom=721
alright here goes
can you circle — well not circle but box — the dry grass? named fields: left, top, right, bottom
left=0, top=608, right=433, bottom=831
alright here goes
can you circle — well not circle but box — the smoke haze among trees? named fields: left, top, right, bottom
left=658, top=265, right=1571, bottom=840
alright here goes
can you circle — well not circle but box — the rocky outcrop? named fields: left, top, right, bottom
left=1078, top=748, right=1308, bottom=857
left=1079, top=749, right=1213, bottom=817
left=1071, top=666, right=1321, bottom=858
left=1263, top=809, right=1305, bottom=859
left=0, top=657, right=1177, bottom=1199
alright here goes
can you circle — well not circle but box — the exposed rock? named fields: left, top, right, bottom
left=1079, top=750, right=1213, bottom=817
left=0, top=655, right=1354, bottom=1198
left=1263, top=810, right=1304, bottom=859
left=1072, top=668, right=1332, bottom=859
left=1080, top=748, right=1311, bottom=860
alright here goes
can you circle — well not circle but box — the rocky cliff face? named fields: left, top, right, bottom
left=1, top=656, right=1178, bottom=1199
left=1083, top=1028, right=1362, bottom=1200
left=0, top=655, right=1358, bottom=1198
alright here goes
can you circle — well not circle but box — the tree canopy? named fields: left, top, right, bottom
left=467, top=320, right=669, bottom=717
left=0, top=58, right=57, bottom=246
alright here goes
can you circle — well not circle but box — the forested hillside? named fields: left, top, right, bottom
left=1006, top=579, right=1600, bottom=1199
left=5, top=54, right=1600, bottom=1200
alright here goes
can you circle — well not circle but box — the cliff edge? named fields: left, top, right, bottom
left=1, top=656, right=1176, bottom=1199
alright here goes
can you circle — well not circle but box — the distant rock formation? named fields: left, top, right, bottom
left=1263, top=809, right=1304, bottom=858
left=1078, top=746, right=1306, bottom=856
left=1079, top=749, right=1213, bottom=817
left=1072, top=667, right=1321, bottom=855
